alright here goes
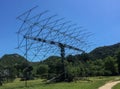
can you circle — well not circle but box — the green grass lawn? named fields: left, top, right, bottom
left=112, top=83, right=120, bottom=89
left=0, top=76, right=119, bottom=89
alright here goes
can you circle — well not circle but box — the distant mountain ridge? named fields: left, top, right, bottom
left=0, top=43, right=120, bottom=66
left=0, top=53, right=27, bottom=66
left=89, top=43, right=120, bottom=59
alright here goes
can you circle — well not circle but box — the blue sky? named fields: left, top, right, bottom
left=0, top=0, right=120, bottom=57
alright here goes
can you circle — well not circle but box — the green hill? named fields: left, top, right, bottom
left=89, top=43, right=120, bottom=59
left=0, top=54, right=27, bottom=67
left=1, top=43, right=120, bottom=66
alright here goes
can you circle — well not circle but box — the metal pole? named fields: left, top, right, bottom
left=25, top=38, right=28, bottom=87
left=59, top=44, right=66, bottom=80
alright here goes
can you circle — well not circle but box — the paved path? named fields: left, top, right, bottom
left=98, top=81, right=120, bottom=89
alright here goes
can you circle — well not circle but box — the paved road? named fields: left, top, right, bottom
left=98, top=81, right=120, bottom=89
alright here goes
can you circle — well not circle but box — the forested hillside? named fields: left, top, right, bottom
left=0, top=54, right=27, bottom=66
left=0, top=43, right=120, bottom=83
left=90, top=43, right=120, bottom=59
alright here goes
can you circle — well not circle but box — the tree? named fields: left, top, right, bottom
left=3, top=66, right=16, bottom=82
left=104, top=56, right=118, bottom=75
left=79, top=53, right=90, bottom=62
left=22, top=65, right=33, bottom=80
left=66, top=63, right=81, bottom=82
left=14, top=63, right=22, bottom=77
left=88, top=59, right=105, bottom=76
left=36, top=64, right=48, bottom=78
left=0, top=65, right=3, bottom=86
left=116, top=51, right=120, bottom=74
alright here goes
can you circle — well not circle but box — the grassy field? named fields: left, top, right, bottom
left=112, top=83, right=120, bottom=89
left=0, top=76, right=119, bottom=89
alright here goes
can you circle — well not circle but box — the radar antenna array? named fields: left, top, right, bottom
left=16, top=6, right=92, bottom=82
